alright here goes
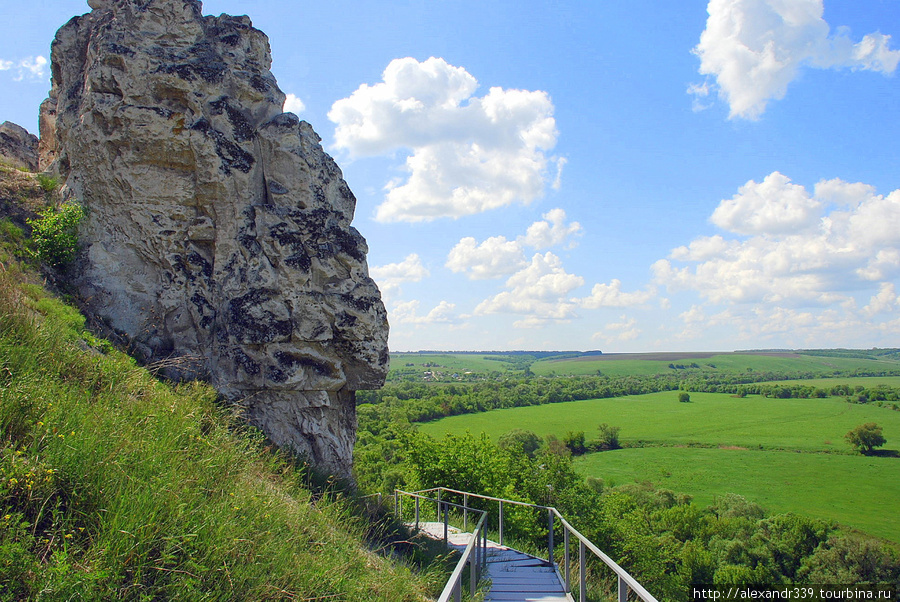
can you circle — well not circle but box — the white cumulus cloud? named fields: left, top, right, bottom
left=475, top=252, right=584, bottom=327
left=692, top=0, right=900, bottom=119
left=0, top=55, right=48, bottom=81
left=863, top=283, right=900, bottom=317
left=328, top=57, right=558, bottom=222
left=391, top=300, right=460, bottom=325
left=370, top=253, right=429, bottom=299
left=446, top=208, right=581, bottom=281
left=592, top=316, right=641, bottom=344
left=710, top=171, right=823, bottom=235
left=283, top=93, right=306, bottom=114
left=522, top=208, right=583, bottom=249
left=446, top=236, right=527, bottom=280
left=654, top=173, right=900, bottom=309
left=576, top=279, right=656, bottom=309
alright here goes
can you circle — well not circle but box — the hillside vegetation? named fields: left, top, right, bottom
left=356, top=351, right=900, bottom=599
left=0, top=202, right=440, bottom=599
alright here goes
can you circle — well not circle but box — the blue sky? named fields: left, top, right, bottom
left=2, top=1, right=900, bottom=353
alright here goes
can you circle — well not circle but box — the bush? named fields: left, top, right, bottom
left=563, top=430, right=586, bottom=455
left=497, top=429, right=542, bottom=459
left=596, top=423, right=621, bottom=450
left=679, top=392, right=691, bottom=403
left=27, top=202, right=84, bottom=267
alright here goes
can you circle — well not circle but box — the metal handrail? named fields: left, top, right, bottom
left=412, top=487, right=658, bottom=602
left=394, top=489, right=489, bottom=602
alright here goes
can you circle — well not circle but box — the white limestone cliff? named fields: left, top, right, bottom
left=39, top=0, right=389, bottom=478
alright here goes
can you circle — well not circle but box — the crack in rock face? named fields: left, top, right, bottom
left=40, top=0, right=389, bottom=479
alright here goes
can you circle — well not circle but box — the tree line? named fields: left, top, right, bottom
left=356, top=370, right=900, bottom=425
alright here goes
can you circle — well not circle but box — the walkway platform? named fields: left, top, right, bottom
left=414, top=522, right=573, bottom=602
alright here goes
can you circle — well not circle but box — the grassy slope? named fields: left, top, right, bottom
left=419, top=391, right=900, bottom=543
left=0, top=235, right=437, bottom=598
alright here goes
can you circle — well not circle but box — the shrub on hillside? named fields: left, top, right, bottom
left=26, top=201, right=84, bottom=267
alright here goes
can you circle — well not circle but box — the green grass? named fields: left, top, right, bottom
left=575, top=447, right=900, bottom=544
left=419, top=391, right=900, bottom=543
left=0, top=264, right=443, bottom=599
left=530, top=352, right=900, bottom=377
left=419, top=391, right=900, bottom=452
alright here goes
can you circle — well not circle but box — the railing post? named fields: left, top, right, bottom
left=579, top=541, right=586, bottom=602
left=564, top=526, right=571, bottom=592
left=437, top=489, right=442, bottom=522
left=443, top=502, right=449, bottom=547
left=498, top=501, right=504, bottom=546
left=463, top=493, right=468, bottom=531
left=548, top=509, right=554, bottom=568
left=393, top=490, right=399, bottom=518
left=415, top=497, right=420, bottom=532
left=618, top=575, right=628, bottom=602
left=483, top=515, right=488, bottom=569
left=453, top=578, right=461, bottom=602
left=474, top=521, right=480, bottom=571
left=470, top=541, right=477, bottom=596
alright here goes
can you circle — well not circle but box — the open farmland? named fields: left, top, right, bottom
left=418, top=391, right=900, bottom=542
left=753, top=376, right=900, bottom=388
left=576, top=447, right=900, bottom=543
left=418, top=391, right=899, bottom=452
left=388, top=352, right=527, bottom=380
left=528, top=351, right=900, bottom=377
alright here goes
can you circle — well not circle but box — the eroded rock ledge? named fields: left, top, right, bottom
left=40, top=0, right=389, bottom=478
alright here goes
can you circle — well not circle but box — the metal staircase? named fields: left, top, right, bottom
left=394, top=487, right=658, bottom=602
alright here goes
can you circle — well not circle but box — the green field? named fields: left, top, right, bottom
left=754, top=376, right=900, bottom=388
left=529, top=352, right=900, bottom=377
left=418, top=391, right=900, bottom=542
left=418, top=391, right=900, bottom=452
left=575, top=447, right=900, bottom=543
left=390, top=353, right=522, bottom=376
left=387, top=351, right=900, bottom=381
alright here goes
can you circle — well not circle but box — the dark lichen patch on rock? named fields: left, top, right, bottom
left=189, top=118, right=255, bottom=174
left=228, top=289, right=293, bottom=344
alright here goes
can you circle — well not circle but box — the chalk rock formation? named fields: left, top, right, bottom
left=40, top=0, right=389, bottom=478
left=0, top=122, right=39, bottom=172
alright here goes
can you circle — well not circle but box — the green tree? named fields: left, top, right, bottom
left=679, top=391, right=691, bottom=403
left=497, top=429, right=543, bottom=459
left=844, top=423, right=886, bottom=455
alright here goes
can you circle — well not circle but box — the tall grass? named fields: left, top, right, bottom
left=0, top=261, right=442, bottom=600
